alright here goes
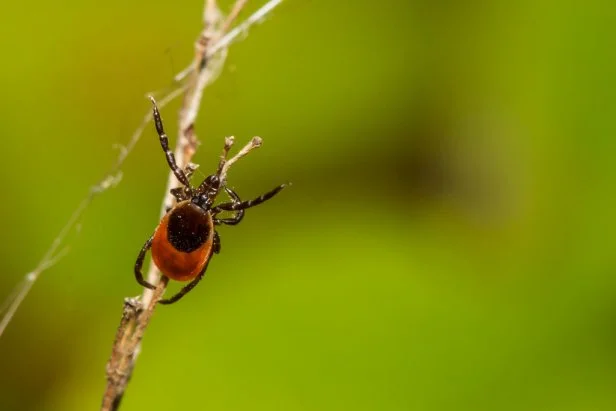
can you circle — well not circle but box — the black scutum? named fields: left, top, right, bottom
left=167, top=203, right=210, bottom=253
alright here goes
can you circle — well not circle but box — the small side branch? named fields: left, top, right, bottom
left=219, top=136, right=263, bottom=183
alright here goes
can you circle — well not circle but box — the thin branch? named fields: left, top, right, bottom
left=220, top=0, right=249, bottom=35
left=210, top=0, right=283, bottom=57
left=103, top=0, right=284, bottom=409
left=103, top=278, right=168, bottom=411
left=174, top=0, right=285, bottom=82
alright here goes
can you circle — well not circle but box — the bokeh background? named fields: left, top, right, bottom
left=1, top=0, right=615, bottom=410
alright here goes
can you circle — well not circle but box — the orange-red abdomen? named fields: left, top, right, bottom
left=151, top=201, right=214, bottom=281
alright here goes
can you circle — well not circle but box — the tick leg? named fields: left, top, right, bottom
left=170, top=163, right=198, bottom=203
left=170, top=187, right=187, bottom=203
left=213, top=231, right=221, bottom=254
left=135, top=235, right=156, bottom=290
left=149, top=97, right=190, bottom=187
left=158, top=252, right=214, bottom=305
left=212, top=183, right=288, bottom=214
left=213, top=187, right=244, bottom=226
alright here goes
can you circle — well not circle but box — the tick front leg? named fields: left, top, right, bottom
left=170, top=187, right=187, bottom=204
left=135, top=235, right=156, bottom=290
left=212, top=183, right=288, bottom=214
left=213, top=231, right=221, bottom=254
left=149, top=97, right=191, bottom=187
left=213, top=187, right=244, bottom=226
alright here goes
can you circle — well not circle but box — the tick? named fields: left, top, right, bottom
left=135, top=97, right=287, bottom=304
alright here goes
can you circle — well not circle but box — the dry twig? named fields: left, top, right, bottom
left=101, top=1, right=285, bottom=409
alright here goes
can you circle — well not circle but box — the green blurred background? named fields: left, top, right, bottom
left=1, top=0, right=615, bottom=410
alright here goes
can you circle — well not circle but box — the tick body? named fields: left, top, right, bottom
left=134, top=97, right=287, bottom=304
left=151, top=201, right=214, bottom=282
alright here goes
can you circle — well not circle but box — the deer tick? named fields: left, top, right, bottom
left=134, top=97, right=287, bottom=304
